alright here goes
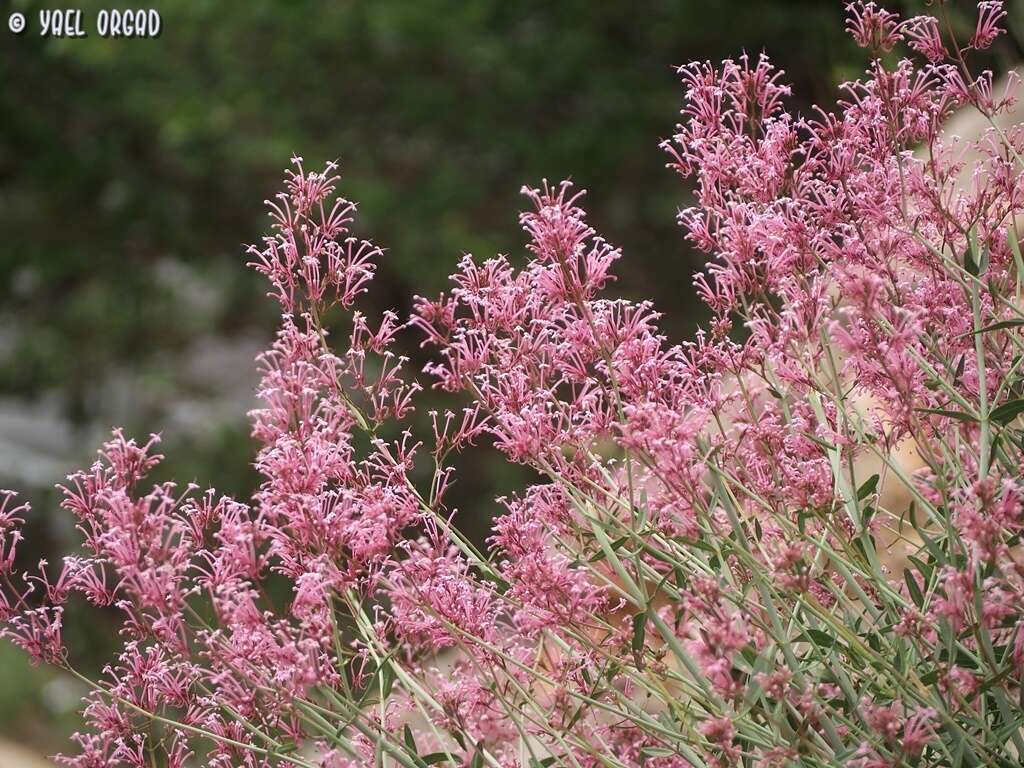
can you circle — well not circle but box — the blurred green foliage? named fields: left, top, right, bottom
left=1, top=0, right=1022, bottom=750
left=0, top=0, right=866, bottom=407
left=0, top=0, right=876, bottom=555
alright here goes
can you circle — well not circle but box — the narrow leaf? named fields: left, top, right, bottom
left=631, top=612, right=647, bottom=669
left=856, top=474, right=879, bottom=501
left=805, top=628, right=836, bottom=648
left=971, top=318, right=1024, bottom=335
left=420, top=756, right=451, bottom=766
left=904, top=571, right=924, bottom=608
left=990, top=399, right=1024, bottom=425
left=404, top=725, right=418, bottom=756
left=965, top=247, right=979, bottom=277
left=915, top=408, right=978, bottom=423
left=381, top=661, right=397, bottom=699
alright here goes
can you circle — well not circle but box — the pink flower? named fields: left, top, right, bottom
left=971, top=1, right=1006, bottom=50
left=700, top=716, right=739, bottom=765
left=846, top=2, right=903, bottom=52
left=0, top=491, right=26, bottom=577
left=903, top=15, right=946, bottom=62
left=388, top=534, right=497, bottom=652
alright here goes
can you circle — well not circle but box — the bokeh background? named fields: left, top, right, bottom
left=1, top=0, right=1021, bottom=759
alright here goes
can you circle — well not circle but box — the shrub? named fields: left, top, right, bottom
left=4, top=2, right=1024, bottom=766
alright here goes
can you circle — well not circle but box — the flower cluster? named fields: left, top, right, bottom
left=4, top=2, right=1024, bottom=767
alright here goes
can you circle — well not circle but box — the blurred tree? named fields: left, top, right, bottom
left=0, top=0, right=862, bottom=524
left=0, top=0, right=860, bottom=399
left=4, top=0, right=1022, bottom=567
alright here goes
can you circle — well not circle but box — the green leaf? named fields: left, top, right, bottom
left=420, top=755, right=451, bottom=766
left=965, top=247, right=979, bottom=277
left=381, top=660, right=397, bottom=699
left=856, top=474, right=879, bottom=501
left=904, top=571, right=924, bottom=608
left=1010, top=224, right=1024, bottom=276
left=805, top=628, right=836, bottom=648
left=915, top=408, right=978, bottom=423
left=631, top=612, right=647, bottom=669
left=965, top=227, right=987, bottom=277
left=797, top=509, right=810, bottom=534
left=990, top=431, right=1004, bottom=459
left=907, top=555, right=933, bottom=585
left=913, top=525, right=948, bottom=567
left=861, top=505, right=876, bottom=530
left=587, top=535, right=629, bottom=562
left=990, top=399, right=1024, bottom=425
left=404, top=725, right=418, bottom=755
left=970, top=318, right=1024, bottom=335
left=803, top=432, right=837, bottom=451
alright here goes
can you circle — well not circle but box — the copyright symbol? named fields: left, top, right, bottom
left=8, top=12, right=26, bottom=34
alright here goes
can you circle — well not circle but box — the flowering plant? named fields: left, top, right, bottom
left=5, top=2, right=1024, bottom=766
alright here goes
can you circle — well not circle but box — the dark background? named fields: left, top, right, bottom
left=0, top=0, right=1019, bottom=753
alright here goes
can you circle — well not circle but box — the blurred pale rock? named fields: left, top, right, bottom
left=0, top=333, right=263, bottom=489
left=0, top=739, right=53, bottom=767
